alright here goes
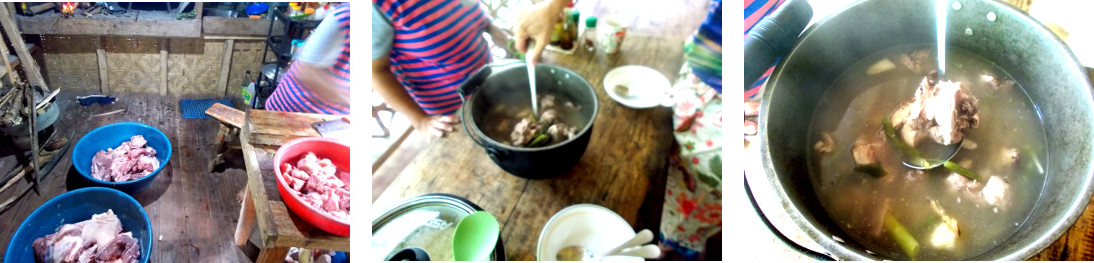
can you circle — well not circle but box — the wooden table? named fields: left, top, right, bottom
left=372, top=0, right=711, bottom=260
left=235, top=109, right=349, bottom=263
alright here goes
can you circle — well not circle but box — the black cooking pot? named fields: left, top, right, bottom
left=749, top=0, right=1094, bottom=260
left=458, top=59, right=598, bottom=179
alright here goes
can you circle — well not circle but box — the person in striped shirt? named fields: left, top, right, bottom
left=373, top=0, right=568, bottom=138
left=372, top=0, right=514, bottom=138
left=265, top=3, right=351, bottom=115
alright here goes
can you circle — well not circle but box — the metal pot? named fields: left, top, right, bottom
left=458, top=59, right=598, bottom=179
left=755, top=0, right=1094, bottom=260
left=0, top=103, right=59, bottom=137
left=372, top=194, right=505, bottom=261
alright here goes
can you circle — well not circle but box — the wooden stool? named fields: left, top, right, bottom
left=204, top=103, right=244, bottom=172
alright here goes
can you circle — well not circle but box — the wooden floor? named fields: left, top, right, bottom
left=0, top=91, right=259, bottom=262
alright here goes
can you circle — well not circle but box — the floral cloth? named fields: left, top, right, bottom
left=659, top=61, right=723, bottom=259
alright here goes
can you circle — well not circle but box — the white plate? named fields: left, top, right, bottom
left=536, top=204, right=642, bottom=261
left=603, top=65, right=673, bottom=109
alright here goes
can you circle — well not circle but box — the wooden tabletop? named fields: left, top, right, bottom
left=372, top=1, right=711, bottom=260
left=240, top=109, right=348, bottom=255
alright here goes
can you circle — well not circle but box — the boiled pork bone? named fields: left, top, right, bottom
left=91, top=135, right=160, bottom=182
left=280, top=153, right=350, bottom=220
left=32, top=210, right=141, bottom=263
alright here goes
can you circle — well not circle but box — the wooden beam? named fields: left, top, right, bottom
left=160, top=39, right=168, bottom=95
left=195, top=2, right=203, bottom=20
left=203, top=17, right=285, bottom=36
left=97, top=37, right=109, bottom=94
left=16, top=11, right=202, bottom=38
left=0, top=4, right=46, bottom=90
left=218, top=39, right=235, bottom=97
left=203, top=35, right=266, bottom=40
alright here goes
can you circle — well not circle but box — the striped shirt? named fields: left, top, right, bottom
left=745, top=0, right=786, bottom=99
left=266, top=3, right=351, bottom=115
left=374, top=0, right=491, bottom=116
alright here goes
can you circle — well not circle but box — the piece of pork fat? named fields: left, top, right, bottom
left=890, top=75, right=980, bottom=146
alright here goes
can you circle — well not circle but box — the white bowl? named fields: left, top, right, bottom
left=536, top=204, right=642, bottom=261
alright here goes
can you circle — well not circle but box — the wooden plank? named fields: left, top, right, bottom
left=194, top=2, right=203, bottom=19
left=235, top=189, right=256, bottom=246
left=15, top=11, right=202, bottom=38
left=242, top=120, right=278, bottom=248
left=205, top=103, right=245, bottom=128
left=0, top=4, right=46, bottom=89
left=159, top=39, right=168, bottom=95
left=218, top=39, right=234, bottom=97
left=203, top=16, right=285, bottom=36
left=96, top=38, right=109, bottom=94
left=0, top=32, right=15, bottom=86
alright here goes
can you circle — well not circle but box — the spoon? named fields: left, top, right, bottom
left=883, top=109, right=963, bottom=170
left=556, top=229, right=653, bottom=261
left=609, top=244, right=662, bottom=259
left=452, top=211, right=500, bottom=261
left=527, top=55, right=539, bottom=115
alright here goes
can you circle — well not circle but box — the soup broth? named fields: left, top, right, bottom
left=807, top=45, right=1047, bottom=260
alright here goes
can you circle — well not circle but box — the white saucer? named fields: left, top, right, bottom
left=603, top=65, right=673, bottom=109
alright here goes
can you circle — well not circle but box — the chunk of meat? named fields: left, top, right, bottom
left=814, top=133, right=835, bottom=154
left=32, top=210, right=139, bottom=263
left=899, top=49, right=933, bottom=74
left=890, top=76, right=980, bottom=146
left=929, top=200, right=960, bottom=249
left=1000, top=148, right=1019, bottom=166
left=982, top=176, right=1008, bottom=206
left=540, top=94, right=558, bottom=110
left=539, top=109, right=560, bottom=125
left=851, top=139, right=887, bottom=177
left=510, top=118, right=541, bottom=146
left=281, top=153, right=350, bottom=221
left=546, top=123, right=578, bottom=143
left=91, top=135, right=160, bottom=182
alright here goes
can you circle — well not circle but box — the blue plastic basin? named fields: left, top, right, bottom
left=4, top=187, right=153, bottom=262
left=72, top=122, right=172, bottom=195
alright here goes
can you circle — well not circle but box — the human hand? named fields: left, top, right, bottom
left=745, top=99, right=760, bottom=135
left=513, top=0, right=566, bottom=65
left=414, top=115, right=461, bottom=138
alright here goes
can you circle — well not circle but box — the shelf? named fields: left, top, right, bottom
left=272, top=7, right=322, bottom=30
left=266, top=36, right=295, bottom=61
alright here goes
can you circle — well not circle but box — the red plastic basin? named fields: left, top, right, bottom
left=273, top=138, right=351, bottom=236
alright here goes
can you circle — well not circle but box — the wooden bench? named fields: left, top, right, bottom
left=204, top=102, right=244, bottom=172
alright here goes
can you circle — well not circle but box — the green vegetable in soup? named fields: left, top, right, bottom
left=942, top=160, right=982, bottom=181
left=882, top=113, right=930, bottom=167
left=854, top=163, right=887, bottom=178
left=884, top=213, right=920, bottom=259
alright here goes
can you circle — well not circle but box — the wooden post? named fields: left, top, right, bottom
left=0, top=4, right=47, bottom=90
left=97, top=37, right=109, bottom=94
left=195, top=2, right=203, bottom=20
left=160, top=39, right=168, bottom=95
left=218, top=39, right=234, bottom=97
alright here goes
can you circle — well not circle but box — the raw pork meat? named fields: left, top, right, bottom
left=32, top=210, right=141, bottom=263
left=280, top=153, right=350, bottom=220
left=91, top=135, right=160, bottom=182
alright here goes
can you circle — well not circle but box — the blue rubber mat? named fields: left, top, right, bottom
left=179, top=99, right=234, bottom=119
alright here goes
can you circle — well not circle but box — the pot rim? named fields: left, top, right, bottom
left=757, top=0, right=1094, bottom=260
left=464, top=63, right=599, bottom=152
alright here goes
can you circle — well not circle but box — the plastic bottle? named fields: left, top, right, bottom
left=582, top=16, right=598, bottom=53
left=313, top=3, right=329, bottom=20
left=241, top=70, right=255, bottom=105
left=559, top=16, right=574, bottom=50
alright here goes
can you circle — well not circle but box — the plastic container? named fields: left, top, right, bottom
left=372, top=193, right=505, bottom=261
left=5, top=187, right=153, bottom=262
left=274, top=138, right=351, bottom=236
left=72, top=122, right=172, bottom=195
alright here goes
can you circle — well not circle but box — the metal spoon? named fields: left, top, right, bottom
left=527, top=55, right=539, bottom=115
left=556, top=229, right=653, bottom=261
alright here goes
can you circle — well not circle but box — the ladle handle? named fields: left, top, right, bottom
left=743, top=0, right=813, bottom=89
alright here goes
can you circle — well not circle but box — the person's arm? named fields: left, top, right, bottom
left=372, top=56, right=458, bottom=138
left=296, top=6, right=349, bottom=107
left=297, top=63, right=349, bottom=107
left=513, top=0, right=569, bottom=65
